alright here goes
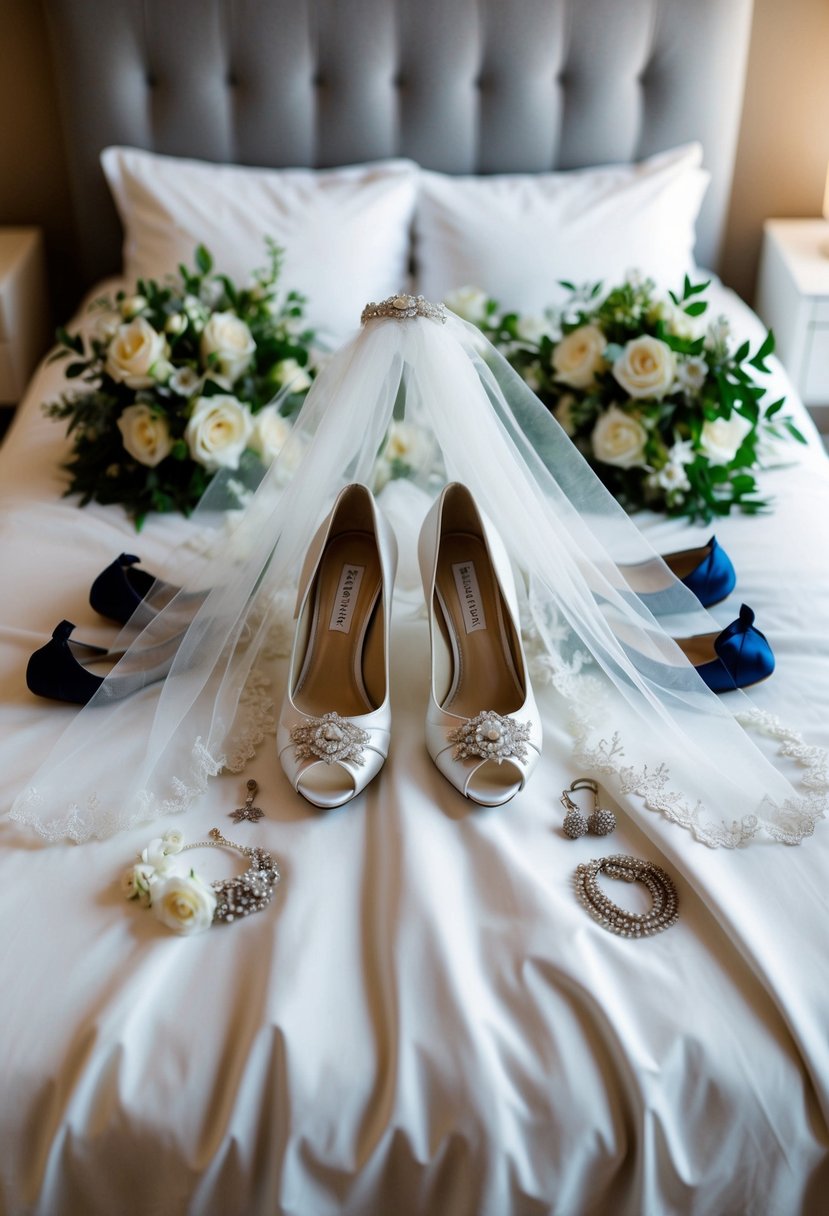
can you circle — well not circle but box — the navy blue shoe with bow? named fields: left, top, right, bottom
left=677, top=604, right=775, bottom=692
left=663, top=536, right=736, bottom=609
left=26, top=619, right=181, bottom=705
left=89, top=553, right=160, bottom=624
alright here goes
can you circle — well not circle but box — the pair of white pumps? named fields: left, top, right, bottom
left=277, top=482, right=542, bottom=809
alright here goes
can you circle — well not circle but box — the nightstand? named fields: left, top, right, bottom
left=755, top=219, right=829, bottom=435
left=0, top=228, right=49, bottom=407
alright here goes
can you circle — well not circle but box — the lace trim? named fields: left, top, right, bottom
left=9, top=736, right=225, bottom=844
left=525, top=629, right=829, bottom=849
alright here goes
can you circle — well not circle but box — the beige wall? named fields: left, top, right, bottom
left=1, top=0, right=828, bottom=314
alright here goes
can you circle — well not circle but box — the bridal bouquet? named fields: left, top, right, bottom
left=45, top=242, right=316, bottom=526
left=448, top=277, right=805, bottom=521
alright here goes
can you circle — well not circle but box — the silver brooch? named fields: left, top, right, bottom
left=448, top=710, right=531, bottom=765
left=361, top=293, right=447, bottom=326
left=290, top=711, right=369, bottom=766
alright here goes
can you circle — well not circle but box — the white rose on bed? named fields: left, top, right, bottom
left=121, top=862, right=156, bottom=907
left=200, top=311, right=256, bottom=383
left=613, top=335, right=676, bottom=399
left=552, top=325, right=607, bottom=389
left=250, top=406, right=293, bottom=463
left=444, top=286, right=490, bottom=324
left=591, top=405, right=647, bottom=468
left=185, top=395, right=254, bottom=471
left=116, top=404, right=174, bottom=468
left=699, top=412, right=753, bottom=466
left=105, top=317, right=169, bottom=389
left=272, top=358, right=313, bottom=393
left=151, top=872, right=217, bottom=935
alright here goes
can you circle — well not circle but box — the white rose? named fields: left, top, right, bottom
left=648, top=298, right=701, bottom=341
left=272, top=358, right=312, bottom=392
left=169, top=366, right=202, bottom=397
left=554, top=393, right=577, bottom=436
left=515, top=315, right=552, bottom=344
left=106, top=317, right=168, bottom=388
left=382, top=421, right=434, bottom=469
left=165, top=312, right=188, bottom=335
left=655, top=462, right=691, bottom=493
left=444, top=286, right=489, bottom=324
left=116, top=404, right=174, bottom=468
left=161, top=828, right=185, bottom=854
left=121, top=862, right=155, bottom=907
left=250, top=406, right=293, bottom=463
left=552, top=325, right=607, bottom=389
left=699, top=413, right=753, bottom=466
left=591, top=405, right=647, bottom=469
left=613, top=336, right=676, bottom=399
left=200, top=311, right=255, bottom=382
left=152, top=873, right=217, bottom=935
left=120, top=294, right=147, bottom=318
left=185, top=394, right=253, bottom=471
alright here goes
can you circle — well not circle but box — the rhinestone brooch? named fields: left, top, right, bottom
left=448, top=710, right=531, bottom=765
left=361, top=293, right=447, bottom=326
left=290, top=711, right=369, bottom=766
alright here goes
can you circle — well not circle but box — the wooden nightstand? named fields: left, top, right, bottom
left=756, top=219, right=829, bottom=436
left=0, top=228, right=49, bottom=408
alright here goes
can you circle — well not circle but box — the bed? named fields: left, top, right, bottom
left=1, top=1, right=829, bottom=1213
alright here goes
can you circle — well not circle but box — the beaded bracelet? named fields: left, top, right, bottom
left=574, top=854, right=679, bottom=938
left=122, top=827, right=280, bottom=935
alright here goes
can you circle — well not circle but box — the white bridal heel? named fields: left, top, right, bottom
left=418, top=482, right=542, bottom=806
left=277, top=483, right=397, bottom=808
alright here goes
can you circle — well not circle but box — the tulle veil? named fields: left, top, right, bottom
left=9, top=302, right=828, bottom=846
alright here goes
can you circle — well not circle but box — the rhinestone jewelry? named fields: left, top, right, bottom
left=229, top=778, right=265, bottom=823
left=361, top=293, right=447, bottom=326
left=574, top=854, right=679, bottom=938
left=448, top=710, right=531, bottom=765
left=290, top=711, right=369, bottom=766
left=181, top=829, right=280, bottom=924
left=561, top=777, right=616, bottom=838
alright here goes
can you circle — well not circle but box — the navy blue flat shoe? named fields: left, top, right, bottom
left=676, top=604, right=775, bottom=692
left=89, top=553, right=164, bottom=624
left=662, top=536, right=736, bottom=608
left=26, top=619, right=180, bottom=705
left=621, top=535, right=736, bottom=611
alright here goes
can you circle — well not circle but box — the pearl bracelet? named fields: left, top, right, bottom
left=574, top=854, right=679, bottom=938
left=123, top=827, right=280, bottom=935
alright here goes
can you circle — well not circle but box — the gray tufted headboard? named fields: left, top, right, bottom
left=45, top=0, right=753, bottom=285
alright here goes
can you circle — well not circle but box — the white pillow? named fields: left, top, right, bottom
left=414, top=144, right=710, bottom=314
left=101, top=147, right=420, bottom=346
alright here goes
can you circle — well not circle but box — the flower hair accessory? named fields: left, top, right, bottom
left=122, top=827, right=280, bottom=935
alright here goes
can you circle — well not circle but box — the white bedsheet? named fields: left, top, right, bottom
left=0, top=281, right=828, bottom=1216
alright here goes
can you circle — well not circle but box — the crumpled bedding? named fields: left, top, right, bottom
left=0, top=279, right=827, bottom=1216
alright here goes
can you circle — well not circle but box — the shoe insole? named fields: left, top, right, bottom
left=433, top=531, right=524, bottom=718
left=294, top=531, right=383, bottom=718
left=663, top=544, right=710, bottom=581
left=674, top=632, right=719, bottom=666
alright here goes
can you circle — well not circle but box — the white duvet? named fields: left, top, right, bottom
left=0, top=280, right=828, bottom=1216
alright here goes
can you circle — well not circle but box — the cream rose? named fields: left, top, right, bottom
left=105, top=317, right=168, bottom=388
left=552, top=325, right=607, bottom=389
left=443, top=285, right=489, bottom=324
left=151, top=872, right=217, bottom=935
left=272, top=358, right=312, bottom=392
left=591, top=405, right=647, bottom=469
left=116, top=404, right=173, bottom=467
left=613, top=336, right=676, bottom=399
left=200, top=311, right=256, bottom=382
left=185, top=395, right=253, bottom=471
left=250, top=406, right=293, bottom=463
left=699, top=412, right=752, bottom=466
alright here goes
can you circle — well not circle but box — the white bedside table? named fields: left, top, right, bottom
left=755, top=219, right=829, bottom=435
left=0, top=228, right=49, bottom=407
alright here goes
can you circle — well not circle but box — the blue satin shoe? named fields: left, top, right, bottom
left=26, top=619, right=180, bottom=705
left=663, top=536, right=736, bottom=608
left=89, top=553, right=161, bottom=624
left=676, top=604, right=775, bottom=692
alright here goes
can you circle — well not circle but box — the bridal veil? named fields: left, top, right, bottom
left=9, top=301, right=827, bottom=846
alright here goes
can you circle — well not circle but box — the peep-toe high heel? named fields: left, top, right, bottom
left=276, top=483, right=397, bottom=808
left=418, top=482, right=542, bottom=806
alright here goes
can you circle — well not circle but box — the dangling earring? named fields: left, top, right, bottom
left=560, top=778, right=616, bottom=839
